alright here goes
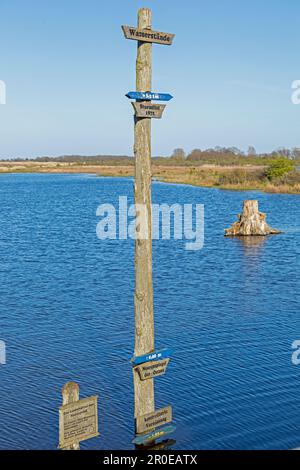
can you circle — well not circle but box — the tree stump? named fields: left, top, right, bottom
left=225, top=200, right=281, bottom=237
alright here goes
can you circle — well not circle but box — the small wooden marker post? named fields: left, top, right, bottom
left=122, top=8, right=175, bottom=444
left=61, top=382, right=80, bottom=450
left=59, top=382, right=99, bottom=450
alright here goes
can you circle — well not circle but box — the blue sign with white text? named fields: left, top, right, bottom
left=126, top=91, right=173, bottom=101
left=131, top=348, right=172, bottom=365
left=132, top=425, right=176, bottom=445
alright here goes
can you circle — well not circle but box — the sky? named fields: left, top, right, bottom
left=0, top=0, right=300, bottom=159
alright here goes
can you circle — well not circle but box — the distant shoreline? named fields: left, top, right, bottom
left=0, top=161, right=299, bottom=194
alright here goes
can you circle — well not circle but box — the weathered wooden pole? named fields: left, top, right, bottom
left=122, top=8, right=175, bottom=444
left=133, top=7, right=155, bottom=421
left=61, top=382, right=80, bottom=450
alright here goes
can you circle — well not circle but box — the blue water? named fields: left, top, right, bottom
left=0, top=173, right=299, bottom=450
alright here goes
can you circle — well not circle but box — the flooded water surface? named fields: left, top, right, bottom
left=0, top=173, right=299, bottom=450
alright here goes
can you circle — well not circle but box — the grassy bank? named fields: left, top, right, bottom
left=154, top=165, right=300, bottom=194
left=0, top=160, right=299, bottom=194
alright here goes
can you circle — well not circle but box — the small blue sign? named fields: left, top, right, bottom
left=131, top=348, right=172, bottom=366
left=126, top=91, right=173, bottom=101
left=132, top=425, right=176, bottom=446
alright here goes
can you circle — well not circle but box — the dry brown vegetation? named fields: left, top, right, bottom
left=0, top=160, right=299, bottom=194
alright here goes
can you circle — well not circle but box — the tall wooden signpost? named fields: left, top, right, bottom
left=122, top=8, right=175, bottom=445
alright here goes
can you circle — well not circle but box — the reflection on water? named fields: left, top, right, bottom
left=234, top=236, right=269, bottom=297
left=237, top=235, right=267, bottom=253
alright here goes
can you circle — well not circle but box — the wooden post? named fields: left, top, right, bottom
left=123, top=8, right=175, bottom=443
left=133, top=7, right=155, bottom=422
left=61, top=382, right=80, bottom=450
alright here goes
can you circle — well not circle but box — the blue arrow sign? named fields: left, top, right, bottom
left=126, top=91, right=173, bottom=102
left=131, top=348, right=172, bottom=366
left=132, top=425, right=176, bottom=446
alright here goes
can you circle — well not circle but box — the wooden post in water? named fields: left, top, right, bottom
left=122, top=8, right=175, bottom=443
left=133, top=7, right=155, bottom=422
left=61, top=382, right=80, bottom=450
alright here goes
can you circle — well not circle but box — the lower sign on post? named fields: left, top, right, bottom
left=135, top=358, right=170, bottom=381
left=132, top=101, right=166, bottom=119
left=59, top=395, right=99, bottom=448
left=132, top=425, right=176, bottom=446
left=136, top=406, right=172, bottom=434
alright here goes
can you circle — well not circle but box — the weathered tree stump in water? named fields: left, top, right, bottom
left=225, top=200, right=281, bottom=237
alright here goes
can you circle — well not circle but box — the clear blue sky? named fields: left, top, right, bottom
left=0, top=0, right=300, bottom=159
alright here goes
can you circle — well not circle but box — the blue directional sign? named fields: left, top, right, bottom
left=131, top=348, right=172, bottom=366
left=132, top=425, right=176, bottom=446
left=126, top=91, right=173, bottom=102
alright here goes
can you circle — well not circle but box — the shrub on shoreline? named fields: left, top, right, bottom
left=265, top=158, right=295, bottom=180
